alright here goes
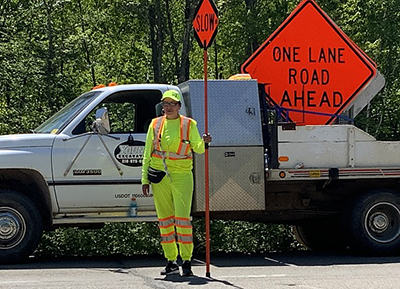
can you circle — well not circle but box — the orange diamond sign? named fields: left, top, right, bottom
left=193, top=0, right=219, bottom=49
left=241, top=0, right=377, bottom=125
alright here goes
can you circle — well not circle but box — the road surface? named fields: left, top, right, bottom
left=1, top=251, right=400, bottom=288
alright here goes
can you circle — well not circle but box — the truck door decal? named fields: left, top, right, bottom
left=114, top=140, right=145, bottom=167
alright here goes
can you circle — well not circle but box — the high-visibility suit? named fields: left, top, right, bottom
left=142, top=115, right=205, bottom=261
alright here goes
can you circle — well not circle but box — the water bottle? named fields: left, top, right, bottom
left=128, top=197, right=137, bottom=217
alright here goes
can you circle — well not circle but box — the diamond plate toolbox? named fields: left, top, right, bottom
left=178, top=80, right=263, bottom=146
left=179, top=80, right=265, bottom=211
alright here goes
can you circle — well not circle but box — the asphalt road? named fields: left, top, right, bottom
left=1, top=251, right=400, bottom=289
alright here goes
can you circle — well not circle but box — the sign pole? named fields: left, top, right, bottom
left=203, top=46, right=211, bottom=278
left=192, top=0, right=218, bottom=277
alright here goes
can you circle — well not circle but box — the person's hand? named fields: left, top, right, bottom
left=142, top=184, right=150, bottom=197
left=203, top=133, right=212, bottom=143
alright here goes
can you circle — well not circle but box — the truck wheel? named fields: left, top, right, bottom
left=348, top=189, right=400, bottom=255
left=292, top=219, right=346, bottom=251
left=0, top=190, right=43, bottom=263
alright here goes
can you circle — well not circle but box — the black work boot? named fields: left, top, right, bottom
left=160, top=261, right=179, bottom=275
left=182, top=260, right=193, bottom=276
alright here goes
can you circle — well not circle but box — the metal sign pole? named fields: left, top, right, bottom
left=203, top=46, right=211, bottom=278
left=192, top=0, right=218, bottom=277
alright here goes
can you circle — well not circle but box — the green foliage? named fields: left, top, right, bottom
left=193, top=219, right=301, bottom=254
left=35, top=220, right=300, bottom=257
left=36, top=222, right=162, bottom=257
left=1, top=0, right=399, bottom=137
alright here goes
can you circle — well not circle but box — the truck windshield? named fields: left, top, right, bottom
left=34, top=91, right=102, bottom=134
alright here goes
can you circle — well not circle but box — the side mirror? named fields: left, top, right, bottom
left=92, top=107, right=110, bottom=134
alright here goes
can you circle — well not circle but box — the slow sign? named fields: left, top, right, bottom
left=241, top=0, right=376, bottom=125
left=193, top=0, right=219, bottom=49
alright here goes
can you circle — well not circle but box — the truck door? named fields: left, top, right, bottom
left=51, top=89, right=161, bottom=214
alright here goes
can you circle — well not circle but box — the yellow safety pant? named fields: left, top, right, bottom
left=152, top=171, right=194, bottom=261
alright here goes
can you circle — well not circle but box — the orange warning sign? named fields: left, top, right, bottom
left=193, top=0, right=219, bottom=49
left=241, top=0, right=376, bottom=125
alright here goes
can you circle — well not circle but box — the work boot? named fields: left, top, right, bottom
left=160, top=261, right=179, bottom=275
left=182, top=260, right=193, bottom=276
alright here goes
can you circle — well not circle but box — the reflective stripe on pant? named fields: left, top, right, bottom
left=152, top=171, right=194, bottom=261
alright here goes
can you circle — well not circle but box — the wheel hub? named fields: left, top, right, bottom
left=0, top=213, right=20, bottom=241
left=370, top=212, right=389, bottom=233
left=365, top=202, right=400, bottom=243
left=0, top=207, right=25, bottom=249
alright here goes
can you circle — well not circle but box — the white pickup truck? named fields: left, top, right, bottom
left=0, top=84, right=176, bottom=263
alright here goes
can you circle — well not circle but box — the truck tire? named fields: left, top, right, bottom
left=348, top=189, right=400, bottom=255
left=292, top=218, right=346, bottom=251
left=0, top=190, right=43, bottom=263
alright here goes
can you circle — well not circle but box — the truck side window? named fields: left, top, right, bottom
left=72, top=119, right=86, bottom=135
left=73, top=89, right=162, bottom=135
left=107, top=102, right=136, bottom=133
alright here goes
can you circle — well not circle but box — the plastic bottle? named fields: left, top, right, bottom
left=128, top=197, right=137, bottom=217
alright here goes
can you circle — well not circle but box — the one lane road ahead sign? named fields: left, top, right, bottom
left=242, top=0, right=377, bottom=125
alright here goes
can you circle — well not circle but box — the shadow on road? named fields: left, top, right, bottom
left=156, top=274, right=244, bottom=289
left=1, top=250, right=400, bottom=271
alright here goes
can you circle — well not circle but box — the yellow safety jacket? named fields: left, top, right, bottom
left=141, top=115, right=204, bottom=185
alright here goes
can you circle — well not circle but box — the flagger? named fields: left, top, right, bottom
left=142, top=89, right=212, bottom=276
